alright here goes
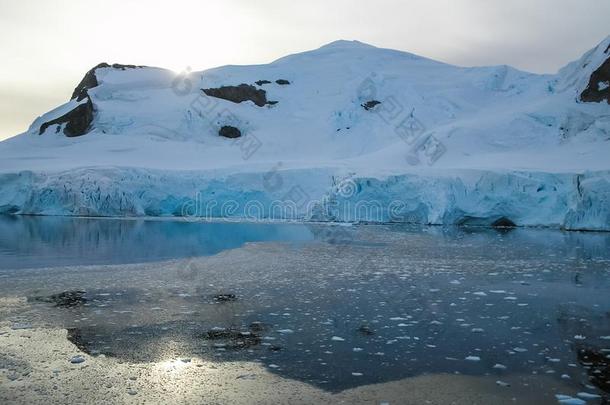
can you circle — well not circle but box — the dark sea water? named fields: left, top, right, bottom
left=1, top=216, right=609, bottom=399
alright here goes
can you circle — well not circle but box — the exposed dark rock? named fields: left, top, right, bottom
left=200, top=328, right=261, bottom=350
left=249, top=321, right=269, bottom=333
left=275, top=79, right=291, bottom=85
left=30, top=290, right=88, bottom=308
left=267, top=101, right=279, bottom=105
left=580, top=56, right=610, bottom=104
left=491, top=217, right=517, bottom=228
left=39, top=97, right=94, bottom=137
left=212, top=293, right=238, bottom=302
left=255, top=80, right=272, bottom=86
left=71, top=63, right=146, bottom=101
left=218, top=126, right=241, bottom=139
left=202, top=84, right=269, bottom=107
left=362, top=100, right=381, bottom=111
left=357, top=324, right=375, bottom=336
left=71, top=63, right=109, bottom=101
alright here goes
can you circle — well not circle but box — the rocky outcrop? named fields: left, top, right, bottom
left=219, top=126, right=241, bottom=138
left=71, top=63, right=145, bottom=101
left=275, top=79, right=290, bottom=85
left=202, top=84, right=271, bottom=107
left=255, top=80, right=272, bottom=86
left=362, top=100, right=381, bottom=111
left=580, top=55, right=610, bottom=104
left=38, top=98, right=94, bottom=137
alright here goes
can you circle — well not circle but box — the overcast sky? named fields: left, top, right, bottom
left=1, top=0, right=609, bottom=140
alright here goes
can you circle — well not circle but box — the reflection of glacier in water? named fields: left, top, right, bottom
left=0, top=216, right=315, bottom=270
left=1, top=218, right=610, bottom=396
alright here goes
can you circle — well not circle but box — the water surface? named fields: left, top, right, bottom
left=1, top=217, right=609, bottom=400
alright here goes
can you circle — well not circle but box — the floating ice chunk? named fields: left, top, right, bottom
left=577, top=392, right=601, bottom=400
left=555, top=395, right=586, bottom=405
left=331, top=336, right=345, bottom=341
left=599, top=336, right=610, bottom=340
left=268, top=364, right=280, bottom=369
left=70, top=355, right=86, bottom=364
left=351, top=372, right=363, bottom=376
left=353, top=347, right=363, bottom=352
left=473, top=292, right=487, bottom=297
left=496, top=380, right=510, bottom=387
left=450, top=280, right=461, bottom=285
left=277, top=329, right=294, bottom=334
left=574, top=335, right=586, bottom=340
left=493, top=363, right=507, bottom=370
left=489, top=290, right=506, bottom=294
left=471, top=328, right=484, bottom=333
left=11, top=323, right=32, bottom=330
left=513, top=347, right=528, bottom=353
left=465, top=356, right=481, bottom=361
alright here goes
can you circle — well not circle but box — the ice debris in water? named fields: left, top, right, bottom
left=555, top=395, right=586, bottom=405
left=70, top=355, right=86, bottom=364
left=577, top=392, right=601, bottom=400
left=331, top=336, right=345, bottom=341
left=465, top=356, right=481, bottom=361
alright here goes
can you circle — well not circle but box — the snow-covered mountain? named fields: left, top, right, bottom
left=0, top=38, right=609, bottom=230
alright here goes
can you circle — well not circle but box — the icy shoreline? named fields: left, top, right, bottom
left=0, top=166, right=608, bottom=231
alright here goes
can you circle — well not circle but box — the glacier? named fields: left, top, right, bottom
left=0, top=38, right=609, bottom=230
left=0, top=167, right=608, bottom=231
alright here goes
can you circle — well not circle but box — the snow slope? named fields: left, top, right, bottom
left=0, top=38, right=609, bottom=230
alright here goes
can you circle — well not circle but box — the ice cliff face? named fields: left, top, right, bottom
left=0, top=38, right=609, bottom=230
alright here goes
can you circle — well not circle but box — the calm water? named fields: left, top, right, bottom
left=0, top=215, right=314, bottom=270
left=1, top=216, right=610, bottom=399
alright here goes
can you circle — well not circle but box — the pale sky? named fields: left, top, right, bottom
left=1, top=0, right=609, bottom=140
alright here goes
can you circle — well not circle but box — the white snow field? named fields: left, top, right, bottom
left=0, top=38, right=609, bottom=230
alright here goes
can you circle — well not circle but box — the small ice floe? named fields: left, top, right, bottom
left=496, top=380, right=510, bottom=387
left=351, top=372, right=363, bottom=376
left=389, top=317, right=408, bottom=321
left=547, top=358, right=561, bottom=363
left=70, top=355, right=86, bottom=364
left=577, top=392, right=601, bottom=400
left=504, top=296, right=517, bottom=301
left=429, top=289, right=440, bottom=293
left=331, top=336, right=345, bottom=342
left=11, top=322, right=32, bottom=330
left=277, top=329, right=294, bottom=334
left=513, top=347, right=528, bottom=353
left=450, top=280, right=461, bottom=285
left=493, top=364, right=507, bottom=370
left=574, top=335, right=586, bottom=341
left=489, top=290, right=506, bottom=294
left=600, top=336, right=610, bottom=340
left=555, top=394, right=586, bottom=405
left=473, top=292, right=487, bottom=297
left=268, top=364, right=280, bottom=369
left=236, top=374, right=257, bottom=380
left=561, top=374, right=571, bottom=380
left=353, top=347, right=363, bottom=352
left=471, top=328, right=484, bottom=333
left=465, top=356, right=481, bottom=362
